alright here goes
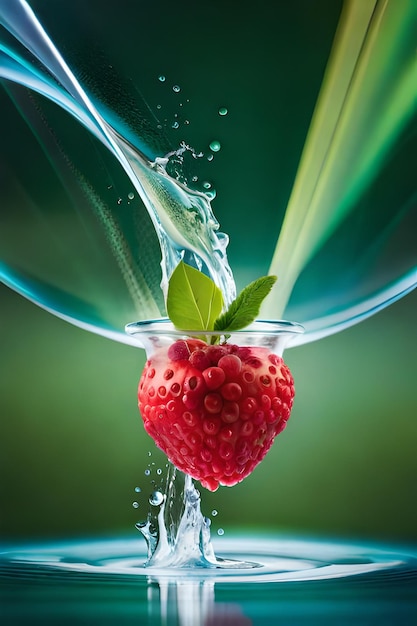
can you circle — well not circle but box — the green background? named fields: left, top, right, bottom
left=1, top=0, right=416, bottom=544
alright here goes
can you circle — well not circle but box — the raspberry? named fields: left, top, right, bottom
left=138, top=339, right=295, bottom=491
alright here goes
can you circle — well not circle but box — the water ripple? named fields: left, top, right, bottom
left=1, top=536, right=416, bottom=585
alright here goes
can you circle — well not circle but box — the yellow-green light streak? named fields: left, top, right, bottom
left=263, top=0, right=417, bottom=319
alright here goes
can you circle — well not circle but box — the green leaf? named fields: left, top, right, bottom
left=214, top=275, right=277, bottom=332
left=167, top=261, right=224, bottom=331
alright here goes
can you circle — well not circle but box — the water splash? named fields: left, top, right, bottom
left=1, top=535, right=414, bottom=582
left=136, top=464, right=256, bottom=568
left=2, top=538, right=416, bottom=624
left=0, top=0, right=415, bottom=345
left=0, top=0, right=236, bottom=335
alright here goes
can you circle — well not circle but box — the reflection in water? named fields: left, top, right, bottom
left=148, top=577, right=252, bottom=626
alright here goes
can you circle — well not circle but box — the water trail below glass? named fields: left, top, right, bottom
left=137, top=465, right=257, bottom=569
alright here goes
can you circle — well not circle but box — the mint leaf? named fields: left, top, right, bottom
left=167, top=261, right=224, bottom=331
left=214, top=275, right=277, bottom=332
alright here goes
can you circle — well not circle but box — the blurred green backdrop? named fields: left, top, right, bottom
left=1, top=282, right=416, bottom=542
left=1, top=0, right=416, bottom=545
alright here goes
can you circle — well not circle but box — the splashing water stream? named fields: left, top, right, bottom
left=136, top=466, right=257, bottom=569
left=0, top=0, right=236, bottom=325
left=0, top=0, right=415, bottom=344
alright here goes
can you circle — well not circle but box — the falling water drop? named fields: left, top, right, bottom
left=202, top=181, right=212, bottom=189
left=158, top=75, right=166, bottom=82
left=132, top=501, right=139, bottom=509
left=173, top=85, right=181, bottom=93
left=172, top=121, right=179, bottom=129
left=217, top=528, right=225, bottom=536
left=144, top=469, right=151, bottom=476
left=209, top=140, right=221, bottom=152
left=127, top=192, right=134, bottom=200
left=218, top=107, right=228, bottom=116
left=211, top=509, right=218, bottom=517
left=149, top=490, right=164, bottom=506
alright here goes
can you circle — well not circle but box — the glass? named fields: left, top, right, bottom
left=125, top=319, right=304, bottom=567
left=125, top=318, right=305, bottom=353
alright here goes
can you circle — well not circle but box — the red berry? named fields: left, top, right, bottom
left=189, top=349, right=211, bottom=371
left=203, top=366, right=226, bottom=389
left=138, top=339, right=295, bottom=491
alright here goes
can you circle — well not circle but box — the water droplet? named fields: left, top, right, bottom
left=172, top=121, right=179, bottom=129
left=107, top=184, right=113, bottom=190
left=127, top=192, right=134, bottom=200
left=157, top=124, right=162, bottom=129
left=211, top=509, right=218, bottom=517
left=135, top=520, right=147, bottom=529
left=156, top=468, right=162, bottom=475
left=217, top=528, right=224, bottom=536
left=184, top=119, right=190, bottom=125
left=117, top=198, right=122, bottom=205
left=209, top=140, right=221, bottom=152
left=173, top=85, right=181, bottom=93
left=149, top=490, right=164, bottom=506
left=158, top=75, right=166, bottom=82
left=134, top=486, right=141, bottom=493
left=156, top=104, right=162, bottom=109
left=132, top=501, right=139, bottom=509
left=202, top=181, right=212, bottom=189
left=179, top=102, right=183, bottom=107
left=191, top=175, right=198, bottom=182
left=218, top=107, right=228, bottom=116
left=207, top=154, right=214, bottom=162
left=148, top=451, right=152, bottom=457
left=144, top=469, right=151, bottom=476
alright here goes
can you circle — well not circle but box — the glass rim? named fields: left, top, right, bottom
left=125, top=317, right=305, bottom=337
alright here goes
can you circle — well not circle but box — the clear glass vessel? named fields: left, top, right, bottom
left=125, top=318, right=305, bottom=354
left=125, top=318, right=305, bottom=568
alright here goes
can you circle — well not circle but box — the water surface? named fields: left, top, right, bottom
left=1, top=535, right=416, bottom=625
